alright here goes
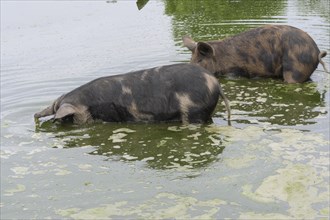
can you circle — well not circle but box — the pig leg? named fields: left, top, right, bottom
left=283, top=71, right=303, bottom=83
left=283, top=68, right=316, bottom=83
left=282, top=58, right=312, bottom=83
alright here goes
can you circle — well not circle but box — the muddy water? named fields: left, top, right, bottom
left=1, top=0, right=329, bottom=219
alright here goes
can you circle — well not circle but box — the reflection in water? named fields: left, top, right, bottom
left=108, top=0, right=150, bottom=10
left=136, top=0, right=149, bottom=10
left=215, top=79, right=325, bottom=126
left=292, top=0, right=330, bottom=22
left=36, top=123, right=227, bottom=170
left=164, top=0, right=287, bottom=41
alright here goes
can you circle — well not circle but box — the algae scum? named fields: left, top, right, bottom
left=1, top=0, right=330, bottom=219
left=2, top=124, right=329, bottom=219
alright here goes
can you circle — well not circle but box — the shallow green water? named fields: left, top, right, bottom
left=1, top=0, right=329, bottom=219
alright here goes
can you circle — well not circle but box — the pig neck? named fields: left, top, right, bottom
left=210, top=37, right=247, bottom=75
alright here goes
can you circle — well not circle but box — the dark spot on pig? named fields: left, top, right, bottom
left=89, top=101, right=134, bottom=122
left=292, top=70, right=305, bottom=82
left=273, top=56, right=280, bottom=65
left=267, top=38, right=276, bottom=49
left=282, top=50, right=294, bottom=69
left=237, top=49, right=249, bottom=63
left=297, top=52, right=313, bottom=64
left=251, top=57, right=257, bottom=65
left=260, top=29, right=268, bottom=35
left=283, top=31, right=305, bottom=46
left=188, top=106, right=212, bottom=123
left=227, top=67, right=250, bottom=78
left=265, top=56, right=274, bottom=74
left=258, top=49, right=273, bottom=74
left=274, top=65, right=283, bottom=77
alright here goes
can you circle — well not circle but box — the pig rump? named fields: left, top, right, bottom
left=183, top=25, right=328, bottom=83
left=35, top=64, right=230, bottom=124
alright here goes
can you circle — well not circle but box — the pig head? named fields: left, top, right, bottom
left=35, top=64, right=230, bottom=124
left=183, top=25, right=328, bottom=83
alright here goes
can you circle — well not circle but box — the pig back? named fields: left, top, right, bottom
left=213, top=25, right=320, bottom=79
left=62, top=64, right=221, bottom=123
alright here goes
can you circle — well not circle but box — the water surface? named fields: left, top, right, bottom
left=1, top=0, right=329, bottom=219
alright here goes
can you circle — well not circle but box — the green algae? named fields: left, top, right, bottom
left=56, top=193, right=227, bottom=219
left=4, top=184, right=26, bottom=196
left=242, top=163, right=328, bottom=219
left=239, top=212, right=293, bottom=219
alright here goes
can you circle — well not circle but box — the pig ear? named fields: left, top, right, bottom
left=54, top=103, right=76, bottom=120
left=183, top=35, right=197, bottom=51
left=34, top=105, right=55, bottom=119
left=196, top=42, right=215, bottom=58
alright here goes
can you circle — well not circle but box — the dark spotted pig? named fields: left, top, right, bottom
left=34, top=64, right=231, bottom=124
left=183, top=25, right=328, bottom=83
